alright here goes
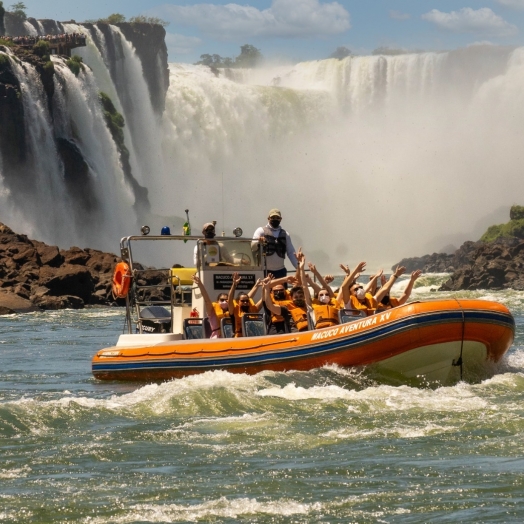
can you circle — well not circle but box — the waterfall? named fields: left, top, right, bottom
left=2, top=26, right=524, bottom=267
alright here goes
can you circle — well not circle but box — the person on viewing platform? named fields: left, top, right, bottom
left=377, top=269, right=422, bottom=311
left=228, top=272, right=263, bottom=337
left=191, top=275, right=230, bottom=338
left=253, top=209, right=298, bottom=280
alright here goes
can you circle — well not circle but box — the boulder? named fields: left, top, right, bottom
left=37, top=264, right=95, bottom=302
left=0, top=290, right=39, bottom=314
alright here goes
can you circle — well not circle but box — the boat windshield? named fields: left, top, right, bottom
left=196, top=238, right=261, bottom=269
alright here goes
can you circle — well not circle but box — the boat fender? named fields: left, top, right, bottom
left=112, top=261, right=132, bottom=299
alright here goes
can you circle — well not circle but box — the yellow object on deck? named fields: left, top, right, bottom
left=170, top=267, right=196, bottom=286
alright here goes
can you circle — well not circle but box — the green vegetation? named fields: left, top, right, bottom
left=43, top=60, right=54, bottom=74
left=85, top=13, right=169, bottom=26
left=99, top=91, right=126, bottom=151
left=329, top=46, right=351, bottom=60
left=66, top=54, right=84, bottom=76
left=129, top=15, right=169, bottom=27
left=480, top=205, right=524, bottom=242
left=33, top=39, right=50, bottom=59
left=196, top=44, right=263, bottom=69
left=9, top=1, right=26, bottom=20
left=0, top=53, right=8, bottom=65
left=0, top=37, right=14, bottom=47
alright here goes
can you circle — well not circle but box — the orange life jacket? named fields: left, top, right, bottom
left=376, top=297, right=400, bottom=311
left=233, top=299, right=258, bottom=337
left=287, top=303, right=309, bottom=332
left=211, top=302, right=230, bottom=336
left=312, top=303, right=339, bottom=329
left=348, top=294, right=377, bottom=316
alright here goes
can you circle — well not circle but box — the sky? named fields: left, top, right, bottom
left=12, top=0, right=524, bottom=63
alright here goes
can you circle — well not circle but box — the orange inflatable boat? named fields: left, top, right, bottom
left=92, top=234, right=514, bottom=385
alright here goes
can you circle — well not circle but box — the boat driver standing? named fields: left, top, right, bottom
left=194, top=222, right=221, bottom=267
left=253, top=209, right=298, bottom=280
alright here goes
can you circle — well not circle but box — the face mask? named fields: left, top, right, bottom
left=269, top=219, right=281, bottom=228
left=274, top=290, right=285, bottom=300
left=356, top=288, right=366, bottom=300
left=219, top=301, right=228, bottom=310
left=204, top=230, right=215, bottom=239
left=294, top=298, right=306, bottom=308
left=319, top=295, right=330, bottom=304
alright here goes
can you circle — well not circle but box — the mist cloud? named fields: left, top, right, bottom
left=152, top=0, right=351, bottom=38
left=422, top=7, right=517, bottom=37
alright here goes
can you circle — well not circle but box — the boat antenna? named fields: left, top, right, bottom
left=221, top=171, right=225, bottom=236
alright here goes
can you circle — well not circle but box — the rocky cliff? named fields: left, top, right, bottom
left=393, top=206, right=524, bottom=290
left=0, top=222, right=119, bottom=314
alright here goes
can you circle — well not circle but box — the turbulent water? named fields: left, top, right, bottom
left=2, top=34, right=524, bottom=268
left=2, top=279, right=524, bottom=522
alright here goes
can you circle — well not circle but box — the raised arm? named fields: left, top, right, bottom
left=263, top=279, right=281, bottom=315
left=248, top=278, right=263, bottom=300
left=398, top=269, right=422, bottom=305
left=192, top=274, right=214, bottom=318
left=374, top=266, right=406, bottom=304
left=339, top=261, right=367, bottom=305
left=365, top=269, right=383, bottom=295
left=228, top=272, right=241, bottom=316
left=308, top=262, right=335, bottom=298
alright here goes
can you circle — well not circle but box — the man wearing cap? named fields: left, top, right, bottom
left=253, top=209, right=298, bottom=279
left=194, top=222, right=221, bottom=267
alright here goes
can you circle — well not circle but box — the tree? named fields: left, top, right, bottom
left=10, top=1, right=26, bottom=21
left=129, top=15, right=170, bottom=27
left=235, top=44, right=262, bottom=68
left=103, top=13, right=126, bottom=24
left=329, top=46, right=351, bottom=60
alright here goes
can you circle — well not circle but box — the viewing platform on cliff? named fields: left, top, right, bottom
left=6, top=34, right=87, bottom=58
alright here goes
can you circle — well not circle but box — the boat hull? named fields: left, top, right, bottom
left=92, top=300, right=514, bottom=385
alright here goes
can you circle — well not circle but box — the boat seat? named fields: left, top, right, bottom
left=241, top=313, right=267, bottom=337
left=339, top=309, right=367, bottom=323
left=221, top=317, right=234, bottom=338
left=183, top=317, right=204, bottom=339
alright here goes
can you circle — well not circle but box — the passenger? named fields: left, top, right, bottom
left=307, top=262, right=337, bottom=304
left=263, top=252, right=309, bottom=332
left=228, top=272, right=263, bottom=337
left=253, top=208, right=298, bottom=281
left=191, top=275, right=230, bottom=338
left=263, top=279, right=292, bottom=334
left=377, top=269, right=422, bottom=310
left=342, top=266, right=406, bottom=315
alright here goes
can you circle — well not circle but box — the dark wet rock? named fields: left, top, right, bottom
left=0, top=221, right=119, bottom=313
left=0, top=290, right=39, bottom=313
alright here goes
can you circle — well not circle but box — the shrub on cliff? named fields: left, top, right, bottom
left=0, top=37, right=14, bottom=47
left=480, top=205, right=524, bottom=242
left=33, top=39, right=50, bottom=59
left=99, top=91, right=126, bottom=151
left=9, top=1, right=26, bottom=21
left=129, top=15, right=169, bottom=27
left=66, top=54, right=84, bottom=76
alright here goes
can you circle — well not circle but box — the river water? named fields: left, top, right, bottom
left=1, top=279, right=524, bottom=523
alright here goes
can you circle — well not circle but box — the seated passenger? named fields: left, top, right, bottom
left=377, top=269, right=422, bottom=310
left=263, top=254, right=309, bottom=332
left=342, top=266, right=406, bottom=315
left=263, top=279, right=293, bottom=334
left=191, top=275, right=230, bottom=338
left=228, top=272, right=263, bottom=337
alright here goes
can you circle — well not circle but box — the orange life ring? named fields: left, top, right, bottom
left=112, top=261, right=132, bottom=299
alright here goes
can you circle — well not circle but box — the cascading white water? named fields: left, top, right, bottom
left=2, top=29, right=524, bottom=268
left=157, top=47, right=524, bottom=269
